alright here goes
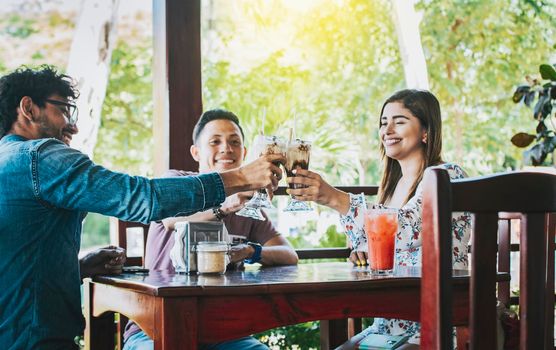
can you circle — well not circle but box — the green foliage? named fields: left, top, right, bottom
left=511, top=63, right=556, bottom=166
left=2, top=14, right=37, bottom=38
left=417, top=0, right=556, bottom=174
left=94, top=39, right=154, bottom=176
left=202, top=0, right=402, bottom=186
left=81, top=213, right=110, bottom=250
left=286, top=220, right=317, bottom=249
left=256, top=321, right=320, bottom=350
left=288, top=221, right=346, bottom=250
left=320, top=224, right=348, bottom=248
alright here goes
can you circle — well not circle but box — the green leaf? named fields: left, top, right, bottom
left=524, top=90, right=536, bottom=107
left=543, top=136, right=556, bottom=154
left=523, top=143, right=546, bottom=166
left=539, top=64, right=556, bottom=81
left=536, top=121, right=547, bottom=134
left=511, top=132, right=535, bottom=148
left=512, top=85, right=530, bottom=103
left=533, top=94, right=549, bottom=120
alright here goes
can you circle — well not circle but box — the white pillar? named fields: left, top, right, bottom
left=66, top=0, right=120, bottom=156
left=391, top=0, right=429, bottom=89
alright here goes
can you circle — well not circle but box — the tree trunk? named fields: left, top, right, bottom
left=66, top=0, right=120, bottom=156
left=391, top=0, right=429, bottom=89
left=454, top=107, right=464, bottom=164
left=356, top=157, right=366, bottom=186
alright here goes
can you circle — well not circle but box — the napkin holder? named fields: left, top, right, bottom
left=169, top=221, right=225, bottom=273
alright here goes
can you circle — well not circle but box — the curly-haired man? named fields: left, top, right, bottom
left=0, top=66, right=283, bottom=349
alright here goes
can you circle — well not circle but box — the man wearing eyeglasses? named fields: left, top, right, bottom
left=0, top=66, right=284, bottom=349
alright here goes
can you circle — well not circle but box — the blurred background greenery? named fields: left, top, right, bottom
left=1, top=0, right=554, bottom=348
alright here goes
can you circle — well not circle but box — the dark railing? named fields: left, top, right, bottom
left=274, top=185, right=378, bottom=196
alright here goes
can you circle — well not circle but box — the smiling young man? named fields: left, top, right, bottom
left=0, top=66, right=284, bottom=349
left=123, top=109, right=298, bottom=350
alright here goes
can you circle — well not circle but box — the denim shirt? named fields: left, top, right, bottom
left=0, top=135, right=226, bottom=349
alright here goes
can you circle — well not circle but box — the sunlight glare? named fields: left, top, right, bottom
left=281, top=0, right=327, bottom=12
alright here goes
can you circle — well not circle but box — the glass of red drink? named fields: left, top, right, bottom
left=364, top=207, right=398, bottom=275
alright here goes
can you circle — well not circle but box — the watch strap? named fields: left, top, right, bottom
left=212, top=206, right=227, bottom=221
left=244, top=242, right=262, bottom=264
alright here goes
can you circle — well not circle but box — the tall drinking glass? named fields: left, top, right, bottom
left=364, top=207, right=398, bottom=275
left=236, top=135, right=286, bottom=221
left=283, top=139, right=312, bottom=212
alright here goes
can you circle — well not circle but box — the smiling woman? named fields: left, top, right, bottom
left=379, top=103, right=427, bottom=164
left=285, top=89, right=471, bottom=347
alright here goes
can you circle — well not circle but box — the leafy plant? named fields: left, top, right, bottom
left=511, top=63, right=556, bottom=166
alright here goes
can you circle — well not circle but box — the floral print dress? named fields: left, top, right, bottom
left=339, top=163, right=471, bottom=344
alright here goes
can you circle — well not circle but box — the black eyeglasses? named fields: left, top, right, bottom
left=44, top=99, right=78, bottom=126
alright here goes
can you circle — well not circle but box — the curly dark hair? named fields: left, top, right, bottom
left=0, top=65, right=79, bottom=138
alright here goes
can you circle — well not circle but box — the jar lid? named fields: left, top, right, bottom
left=196, top=241, right=228, bottom=252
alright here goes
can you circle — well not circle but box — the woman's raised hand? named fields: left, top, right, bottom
left=286, top=169, right=350, bottom=214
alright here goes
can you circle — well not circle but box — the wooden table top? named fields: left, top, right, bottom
left=93, top=262, right=476, bottom=297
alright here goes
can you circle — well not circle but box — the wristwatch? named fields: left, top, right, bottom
left=244, top=242, right=262, bottom=264
left=212, top=206, right=227, bottom=221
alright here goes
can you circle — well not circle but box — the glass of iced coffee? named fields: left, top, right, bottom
left=236, top=135, right=286, bottom=220
left=284, top=138, right=313, bottom=212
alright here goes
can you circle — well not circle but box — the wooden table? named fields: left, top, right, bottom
left=84, top=262, right=474, bottom=350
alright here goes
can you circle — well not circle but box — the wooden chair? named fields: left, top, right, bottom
left=421, top=169, right=556, bottom=350
left=112, top=220, right=150, bottom=349
left=115, top=219, right=150, bottom=267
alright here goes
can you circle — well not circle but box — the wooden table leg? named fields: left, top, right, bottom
left=154, top=297, right=198, bottom=350
left=84, top=279, right=116, bottom=350
left=456, top=326, right=469, bottom=350
left=321, top=319, right=349, bottom=350
left=348, top=317, right=363, bottom=338
left=118, top=314, right=129, bottom=350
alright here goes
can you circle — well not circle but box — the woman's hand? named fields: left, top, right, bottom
left=349, top=250, right=368, bottom=266
left=286, top=169, right=350, bottom=214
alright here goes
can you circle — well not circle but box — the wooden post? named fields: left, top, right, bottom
left=153, top=0, right=202, bottom=175
left=320, top=319, right=349, bottom=349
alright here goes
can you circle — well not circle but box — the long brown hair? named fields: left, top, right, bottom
left=377, top=89, right=443, bottom=205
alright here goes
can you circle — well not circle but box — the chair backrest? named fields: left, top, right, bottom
left=496, top=212, right=522, bottom=307
left=420, top=169, right=555, bottom=350
left=115, top=220, right=150, bottom=267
